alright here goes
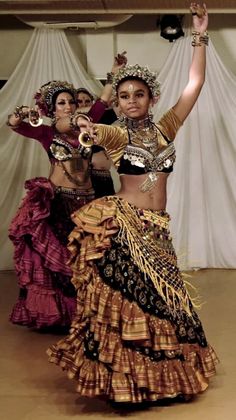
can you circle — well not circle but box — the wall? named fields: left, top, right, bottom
left=0, top=14, right=235, bottom=83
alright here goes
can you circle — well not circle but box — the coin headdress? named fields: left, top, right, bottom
left=112, top=64, right=161, bottom=98
left=34, top=80, right=77, bottom=117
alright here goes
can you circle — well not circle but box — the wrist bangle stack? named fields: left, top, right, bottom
left=70, top=113, right=91, bottom=130
left=105, top=72, right=114, bottom=85
left=199, top=32, right=209, bottom=46
left=6, top=105, right=29, bottom=127
left=192, top=31, right=209, bottom=47
left=13, top=105, right=29, bottom=119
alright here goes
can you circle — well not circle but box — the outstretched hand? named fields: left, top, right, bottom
left=190, top=3, right=208, bottom=33
left=75, top=115, right=98, bottom=143
left=112, top=51, right=127, bottom=74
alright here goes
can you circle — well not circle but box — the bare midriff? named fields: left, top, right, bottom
left=49, top=161, right=92, bottom=189
left=49, top=150, right=111, bottom=189
left=116, top=172, right=169, bottom=211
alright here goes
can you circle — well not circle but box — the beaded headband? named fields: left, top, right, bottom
left=112, top=64, right=161, bottom=98
left=34, top=80, right=77, bottom=117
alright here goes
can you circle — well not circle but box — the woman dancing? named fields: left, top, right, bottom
left=48, top=4, right=218, bottom=403
left=7, top=80, right=116, bottom=330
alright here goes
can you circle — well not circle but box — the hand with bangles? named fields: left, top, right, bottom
left=76, top=51, right=128, bottom=124
left=7, top=105, right=43, bottom=127
left=69, top=112, right=97, bottom=148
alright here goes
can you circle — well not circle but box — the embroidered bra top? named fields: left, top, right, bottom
left=95, top=108, right=182, bottom=177
left=48, top=136, right=91, bottom=161
left=48, top=136, right=106, bottom=162
left=117, top=128, right=176, bottom=176
left=12, top=121, right=106, bottom=161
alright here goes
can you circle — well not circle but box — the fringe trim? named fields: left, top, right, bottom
left=111, top=196, right=194, bottom=317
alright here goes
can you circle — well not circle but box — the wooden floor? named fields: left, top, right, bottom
left=1, top=269, right=236, bottom=420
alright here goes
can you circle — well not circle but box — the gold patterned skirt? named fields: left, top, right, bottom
left=47, top=196, right=218, bottom=403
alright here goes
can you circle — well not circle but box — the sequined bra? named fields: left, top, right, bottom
left=118, top=127, right=176, bottom=176
left=48, top=135, right=95, bottom=161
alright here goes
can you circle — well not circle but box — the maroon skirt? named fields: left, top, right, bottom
left=9, top=177, right=95, bottom=329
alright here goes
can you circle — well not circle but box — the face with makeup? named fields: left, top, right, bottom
left=77, top=92, right=93, bottom=108
left=117, top=78, right=153, bottom=120
left=54, top=92, right=77, bottom=118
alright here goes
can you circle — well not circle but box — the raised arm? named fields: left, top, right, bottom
left=80, top=52, right=127, bottom=123
left=99, top=51, right=127, bottom=104
left=172, top=3, right=209, bottom=124
left=6, top=105, right=52, bottom=149
left=56, top=52, right=127, bottom=132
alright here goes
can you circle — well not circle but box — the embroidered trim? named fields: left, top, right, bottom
left=122, top=141, right=175, bottom=172
left=49, top=136, right=92, bottom=161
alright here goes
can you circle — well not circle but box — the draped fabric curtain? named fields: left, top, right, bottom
left=0, top=29, right=103, bottom=269
left=154, top=30, right=236, bottom=269
left=0, top=27, right=235, bottom=270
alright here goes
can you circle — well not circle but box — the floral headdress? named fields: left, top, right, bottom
left=112, top=64, right=161, bottom=98
left=34, top=80, right=77, bottom=117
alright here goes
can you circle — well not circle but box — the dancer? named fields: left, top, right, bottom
left=77, top=87, right=94, bottom=109
left=48, top=4, right=218, bottom=403
left=76, top=53, right=127, bottom=124
left=7, top=49, right=127, bottom=329
left=7, top=80, right=115, bottom=330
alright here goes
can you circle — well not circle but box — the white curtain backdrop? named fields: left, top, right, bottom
left=154, top=29, right=236, bottom=269
left=0, top=27, right=235, bottom=270
left=0, top=28, right=103, bottom=270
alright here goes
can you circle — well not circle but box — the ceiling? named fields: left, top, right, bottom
left=0, top=1, right=235, bottom=29
left=0, top=0, right=236, bottom=14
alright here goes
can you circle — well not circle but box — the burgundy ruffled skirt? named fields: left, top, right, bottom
left=9, top=177, right=95, bottom=329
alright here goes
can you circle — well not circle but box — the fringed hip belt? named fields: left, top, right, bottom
left=109, top=197, right=192, bottom=316
left=69, top=196, right=194, bottom=318
left=53, top=185, right=95, bottom=209
left=54, top=185, right=95, bottom=199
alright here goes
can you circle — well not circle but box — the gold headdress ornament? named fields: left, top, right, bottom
left=112, top=64, right=161, bottom=98
left=34, top=80, right=77, bottom=117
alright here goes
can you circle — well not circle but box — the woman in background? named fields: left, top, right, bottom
left=7, top=74, right=119, bottom=330
left=77, top=87, right=94, bottom=109
left=76, top=54, right=127, bottom=125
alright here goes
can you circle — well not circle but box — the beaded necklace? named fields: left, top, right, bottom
left=124, top=115, right=159, bottom=154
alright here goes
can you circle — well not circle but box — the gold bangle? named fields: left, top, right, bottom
left=74, top=113, right=91, bottom=121
left=105, top=72, right=114, bottom=84
left=70, top=113, right=91, bottom=130
left=192, top=30, right=209, bottom=47
left=13, top=105, right=29, bottom=119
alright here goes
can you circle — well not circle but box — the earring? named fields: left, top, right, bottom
left=148, top=108, right=154, bottom=121
left=118, top=112, right=125, bottom=123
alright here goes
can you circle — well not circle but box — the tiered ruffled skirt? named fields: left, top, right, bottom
left=47, top=196, right=218, bottom=403
left=9, top=177, right=95, bottom=329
